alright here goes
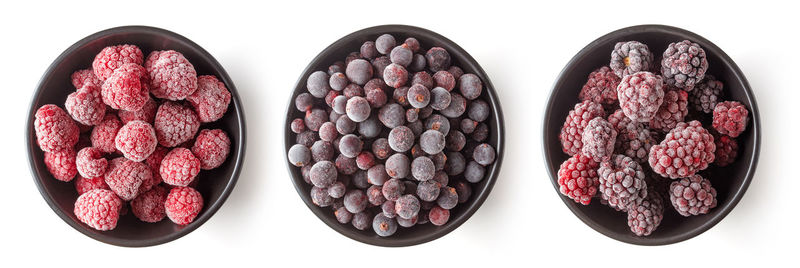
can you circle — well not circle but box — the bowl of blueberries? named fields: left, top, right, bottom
left=285, top=25, right=504, bottom=247
left=543, top=25, right=760, bottom=245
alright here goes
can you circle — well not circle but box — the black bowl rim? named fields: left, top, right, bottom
left=26, top=25, right=247, bottom=247
left=285, top=24, right=505, bottom=247
left=542, top=24, right=761, bottom=246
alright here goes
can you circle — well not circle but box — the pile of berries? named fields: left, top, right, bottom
left=34, top=44, right=233, bottom=231
left=288, top=33, right=497, bottom=237
left=557, top=39, right=750, bottom=236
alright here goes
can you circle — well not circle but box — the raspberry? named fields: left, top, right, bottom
left=90, top=114, right=122, bottom=153
left=44, top=149, right=77, bottom=182
left=131, top=185, right=168, bottom=223
left=34, top=104, right=79, bottom=153
left=74, top=189, right=123, bottom=231
left=101, top=63, right=150, bottom=111
left=145, top=50, right=198, bottom=100
left=610, top=41, right=654, bottom=77
left=115, top=120, right=157, bottom=162
left=118, top=97, right=157, bottom=124
left=559, top=100, right=606, bottom=155
left=75, top=175, right=109, bottom=195
left=689, top=76, right=723, bottom=113
left=165, top=186, right=204, bottom=225
left=627, top=191, right=664, bottom=236
left=76, top=147, right=107, bottom=178
left=617, top=71, right=664, bottom=122
left=187, top=75, right=231, bottom=123
left=648, top=89, right=688, bottom=132
left=92, top=44, right=144, bottom=80
left=141, top=146, right=167, bottom=193
left=581, top=118, right=616, bottom=162
left=579, top=66, right=620, bottom=105
left=160, top=148, right=201, bottom=187
left=712, top=101, right=749, bottom=138
left=661, top=40, right=708, bottom=91
left=714, top=135, right=738, bottom=167
left=65, top=84, right=106, bottom=126
left=154, top=101, right=200, bottom=147
left=669, top=174, right=717, bottom=216
left=71, top=69, right=103, bottom=88
left=597, top=155, right=647, bottom=211
left=104, top=158, right=151, bottom=201
left=557, top=153, right=599, bottom=205
left=648, top=120, right=715, bottom=179
left=191, top=129, right=230, bottom=170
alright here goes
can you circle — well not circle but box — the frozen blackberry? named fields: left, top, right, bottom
left=383, top=63, right=408, bottom=88
left=306, top=71, right=330, bottom=98
left=288, top=144, right=311, bottom=167
left=411, top=156, right=435, bottom=181
left=378, top=103, right=406, bottom=128
left=395, top=194, right=420, bottom=219
left=559, top=100, right=606, bottom=155
left=712, top=101, right=749, bottom=138
left=579, top=66, right=621, bottom=105
left=598, top=155, right=648, bottom=211
left=373, top=213, right=398, bottom=237
left=617, top=71, right=665, bottom=122
left=689, top=76, right=723, bottom=113
left=345, top=96, right=371, bottom=123
left=581, top=117, right=616, bottom=163
left=649, top=89, right=688, bottom=132
left=425, top=47, right=451, bottom=72
left=669, top=174, right=717, bottom=216
left=714, top=135, right=738, bottom=167
left=627, top=191, right=664, bottom=236
left=407, top=84, right=430, bottom=108
left=609, top=110, right=656, bottom=164
left=346, top=59, right=373, bottom=85
left=557, top=153, right=599, bottom=205
left=610, top=41, right=654, bottom=77
left=388, top=126, right=415, bottom=152
left=458, top=74, right=482, bottom=100
left=661, top=40, right=708, bottom=91
left=390, top=45, right=413, bottom=67
left=648, top=121, right=715, bottom=179
left=385, top=153, right=410, bottom=179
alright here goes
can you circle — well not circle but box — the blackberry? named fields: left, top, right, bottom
left=557, top=153, right=599, bottom=205
left=648, top=89, right=688, bottom=132
left=617, top=71, right=665, bottom=122
left=579, top=66, right=621, bottom=105
left=689, top=76, right=723, bottom=113
left=648, top=121, right=715, bottom=179
left=581, top=117, right=616, bottom=163
left=714, top=135, right=738, bottom=167
left=627, top=191, right=664, bottom=236
left=610, top=41, right=654, bottom=77
left=661, top=40, right=708, bottom=91
left=559, top=100, right=606, bottom=155
left=669, top=174, right=717, bottom=216
left=598, top=155, right=647, bottom=211
left=609, top=110, right=656, bottom=164
left=712, top=101, right=749, bottom=138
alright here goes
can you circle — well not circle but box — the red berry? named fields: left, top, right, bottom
left=145, top=50, right=198, bottom=100
left=669, top=174, right=717, bottom=216
left=648, top=120, right=715, bottom=179
left=76, top=147, right=107, bottom=178
left=115, top=120, right=157, bottom=162
left=714, top=135, right=738, bottom=167
left=118, top=97, right=157, bottom=124
left=712, top=101, right=749, bottom=138
left=191, top=129, right=231, bottom=170
left=142, top=146, right=168, bottom=191
left=165, top=186, right=204, bottom=225
left=101, top=63, right=150, bottom=111
left=90, top=114, right=122, bottom=153
left=428, top=205, right=450, bottom=226
left=131, top=185, right=168, bottom=223
left=44, top=149, right=77, bottom=182
left=617, top=71, right=664, bottom=122
left=154, top=101, right=200, bottom=147
left=92, top=44, right=144, bottom=80
left=160, top=148, right=201, bottom=187
left=65, top=84, right=106, bottom=126
left=74, top=189, right=122, bottom=231
left=559, top=101, right=605, bottom=156
left=187, top=75, right=231, bottom=123
left=71, top=69, right=103, bottom=88
left=648, top=89, right=688, bottom=132
left=75, top=175, right=109, bottom=195
left=104, top=158, right=151, bottom=201
left=579, top=66, right=621, bottom=105
left=35, top=104, right=79, bottom=153
left=557, top=153, right=599, bottom=205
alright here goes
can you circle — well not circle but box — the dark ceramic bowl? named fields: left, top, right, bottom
left=286, top=25, right=504, bottom=247
left=26, top=26, right=246, bottom=247
left=543, top=25, right=760, bottom=245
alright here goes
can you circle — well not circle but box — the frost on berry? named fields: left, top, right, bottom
left=66, top=84, right=106, bottom=126
left=610, top=41, right=654, bottom=77
left=71, top=69, right=103, bottom=88
left=131, top=185, right=168, bottom=223
left=160, top=148, right=201, bottom=187
left=648, top=120, right=715, bottom=179
left=143, top=146, right=168, bottom=191
left=661, top=40, right=708, bottom=91
left=712, top=101, right=749, bottom=138
left=689, top=76, right=723, bottom=113
left=104, top=158, right=151, bottom=201
left=145, top=50, right=198, bottom=100
left=154, top=101, right=200, bottom=147
left=90, top=114, right=122, bottom=153
left=44, top=149, right=77, bottom=182
left=76, top=147, right=107, bottom=178
left=669, top=175, right=717, bottom=216
left=75, top=175, right=109, bottom=195
left=627, top=191, right=664, bottom=236
left=714, top=135, right=738, bottom=167
left=165, top=186, right=204, bottom=225
left=559, top=100, right=606, bottom=156
left=92, top=44, right=144, bottom=80
left=557, top=153, right=599, bottom=205
left=617, top=71, right=664, bottom=123
left=187, top=75, right=231, bottom=123
left=608, top=110, right=656, bottom=164
left=119, top=97, right=157, bottom=124
left=115, top=120, right=157, bottom=162
left=579, top=66, right=620, bottom=105
left=581, top=117, right=616, bottom=162
left=648, top=89, right=688, bottom=132
left=101, top=63, right=150, bottom=111
left=191, top=129, right=231, bottom=170
left=35, top=104, right=79, bottom=153
left=74, top=189, right=122, bottom=231
left=597, top=155, right=647, bottom=211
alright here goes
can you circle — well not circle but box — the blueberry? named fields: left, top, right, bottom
left=375, top=34, right=396, bottom=55
left=407, top=84, right=430, bottom=108
left=372, top=213, right=398, bottom=237
left=425, top=47, right=451, bottom=72
left=288, top=144, right=311, bottom=167
left=310, top=140, right=334, bottom=162
left=385, top=153, right=410, bottom=178
left=436, top=186, right=458, bottom=210
left=429, top=87, right=452, bottom=111
left=346, top=59, right=373, bottom=85
left=345, top=96, right=371, bottom=122
left=411, top=156, right=435, bottom=181
left=295, top=93, right=314, bottom=112
left=395, top=194, right=420, bottom=220
left=378, top=103, right=406, bottom=128
left=420, top=129, right=446, bottom=154
left=464, top=160, right=486, bottom=183
left=468, top=99, right=490, bottom=122
left=390, top=45, right=413, bottom=67
left=473, top=143, right=496, bottom=166
left=459, top=73, right=483, bottom=100
left=311, top=186, right=333, bottom=207
left=388, top=126, right=415, bottom=152
left=367, top=164, right=389, bottom=186
left=416, top=180, right=441, bottom=202
left=381, top=178, right=405, bottom=201
left=307, top=71, right=330, bottom=98
left=344, top=190, right=368, bottom=213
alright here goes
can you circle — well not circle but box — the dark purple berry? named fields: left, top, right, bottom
left=436, top=186, right=458, bottom=209
left=375, top=34, right=396, bottom=55
left=296, top=130, right=317, bottom=147
left=338, top=134, right=363, bottom=158
left=371, top=56, right=391, bottom=79
left=378, top=103, right=406, bottom=128
left=335, top=154, right=357, bottom=175
left=409, top=54, right=426, bottom=72
left=345, top=51, right=361, bottom=65
left=431, top=153, right=447, bottom=171
left=455, top=181, right=472, bottom=203
left=392, top=86, right=410, bottom=106
left=383, top=63, right=408, bottom=88
left=433, top=71, right=455, bottom=91
left=416, top=180, right=441, bottom=202
left=288, top=144, right=311, bottom=167
left=335, top=115, right=356, bottom=135
left=329, top=72, right=348, bottom=91
left=420, top=129, right=446, bottom=154
left=468, top=99, right=490, bottom=122
left=332, top=95, right=347, bottom=114
left=406, top=120, right=424, bottom=137
left=388, top=126, right=415, bottom=152
left=444, top=152, right=465, bottom=176
left=335, top=206, right=352, bottom=223
left=407, top=84, right=430, bottom=108
left=411, top=156, right=435, bottom=181
left=411, top=71, right=434, bottom=89
left=366, top=164, right=389, bottom=186
left=425, top=47, right=451, bottom=72
left=390, top=45, right=413, bottom=67
left=346, top=59, right=373, bottom=85
left=382, top=200, right=397, bottom=218
left=352, top=211, right=370, bottom=230
left=365, top=88, right=387, bottom=108
left=328, top=181, right=346, bottom=198
left=328, top=61, right=345, bottom=76
left=464, top=161, right=486, bottom=183
left=429, top=87, right=452, bottom=111
left=291, top=118, right=306, bottom=134
left=352, top=170, right=369, bottom=189
left=360, top=41, right=379, bottom=60
left=357, top=115, right=381, bottom=138
left=372, top=213, right=397, bottom=237
left=446, top=130, right=466, bottom=151
left=381, top=178, right=405, bottom=201
left=448, top=66, right=464, bottom=80
left=310, top=140, right=334, bottom=162
left=356, top=151, right=376, bottom=170
left=425, top=114, right=450, bottom=135
left=305, top=108, right=327, bottom=131
left=310, top=160, right=337, bottom=188
left=440, top=93, right=467, bottom=118
left=460, top=118, right=477, bottom=134
left=385, top=153, right=410, bottom=179
left=404, top=37, right=420, bottom=52
left=471, top=123, right=488, bottom=142
left=406, top=108, right=419, bottom=123
left=429, top=206, right=450, bottom=226
left=344, top=190, right=368, bottom=213
left=343, top=83, right=364, bottom=98
left=458, top=74, right=482, bottom=100
left=311, top=186, right=333, bottom=207
left=395, top=194, right=420, bottom=219
left=367, top=185, right=386, bottom=206
left=397, top=215, right=418, bottom=227
left=295, top=93, right=314, bottom=112
left=473, top=143, right=496, bottom=166
left=307, top=71, right=331, bottom=98
left=318, top=122, right=338, bottom=142
left=371, top=138, right=392, bottom=160
left=345, top=96, right=371, bottom=122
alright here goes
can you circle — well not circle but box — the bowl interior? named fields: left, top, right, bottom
left=27, top=26, right=245, bottom=247
left=543, top=25, right=759, bottom=245
left=286, top=25, right=504, bottom=247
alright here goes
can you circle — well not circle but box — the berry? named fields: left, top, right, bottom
left=460, top=118, right=478, bottom=134
left=598, top=155, right=648, bottom=211
left=609, top=110, right=656, bottom=164
left=44, top=149, right=77, bottom=182
left=431, top=71, right=454, bottom=92
left=71, top=69, right=103, bottom=88
left=76, top=147, right=107, bottom=178
left=358, top=115, right=382, bottom=138
left=372, top=214, right=398, bottom=237
left=345, top=59, right=373, bottom=85
left=409, top=54, right=426, bottom=72
left=649, top=89, right=688, bottom=132
left=411, top=156, right=435, bottom=181
left=559, top=100, right=606, bottom=155
left=335, top=154, right=357, bottom=175
left=661, top=40, right=708, bottom=91
left=306, top=71, right=330, bottom=98
left=338, top=134, right=363, bottom=158
left=75, top=175, right=109, bottom=195
left=378, top=103, right=406, bottom=128
left=411, top=71, right=434, bottom=89
left=371, top=56, right=392, bottom=79
left=627, top=191, right=664, bottom=236
left=352, top=211, right=371, bottom=230
left=404, top=37, right=420, bottom=52
left=187, top=75, right=231, bottom=123
left=425, top=47, right=451, bottom=72
left=468, top=99, right=490, bottom=122
left=382, top=178, right=405, bottom=201
left=446, top=130, right=466, bottom=152
left=101, top=63, right=150, bottom=111
left=115, top=120, right=157, bottom=162
left=458, top=74, right=482, bottom=100
left=360, top=41, right=379, bottom=60
left=66, top=84, right=106, bottom=126
left=356, top=151, right=376, bottom=170
left=381, top=200, right=397, bottom=218
left=579, top=66, right=621, bottom=106
left=119, top=97, right=157, bottom=124
left=336, top=115, right=356, bottom=134
left=464, top=161, right=485, bottom=183
left=131, top=185, right=167, bottom=223
left=344, top=190, right=368, bottom=213
left=416, top=180, right=440, bottom=202
left=365, top=88, right=387, bottom=108
left=406, top=108, right=419, bottom=123
left=395, top=194, right=420, bottom=219
left=388, top=126, right=415, bottom=152
left=192, top=129, right=230, bottom=170
left=617, top=71, right=665, bottom=122
left=669, top=174, right=717, bottom=216
left=165, top=186, right=204, bottom=225
left=472, top=143, right=496, bottom=166
left=330, top=72, right=349, bottom=91
left=436, top=186, right=458, bottom=209
left=104, top=158, right=150, bottom=200
left=92, top=44, right=144, bottom=80
left=311, top=186, right=333, bottom=207
left=367, top=164, right=389, bottom=186
left=455, top=181, right=472, bottom=203
left=375, top=34, right=396, bottom=55
left=145, top=50, right=198, bottom=100
left=580, top=118, right=616, bottom=162
left=90, top=114, right=122, bottom=153
left=335, top=206, right=353, bottom=224
left=318, top=122, right=337, bottom=142
left=310, top=160, right=337, bottom=188
left=74, top=189, right=122, bottom=231
left=35, top=104, right=79, bottom=153
left=367, top=185, right=387, bottom=206
left=143, top=146, right=167, bottom=188
left=429, top=87, right=452, bottom=111
left=383, top=63, right=408, bottom=88
left=444, top=151, right=466, bottom=176
left=288, top=144, right=310, bottom=167
left=296, top=131, right=317, bottom=147
left=390, top=45, right=413, bottom=67
left=385, top=153, right=410, bottom=179
left=557, top=153, right=599, bottom=205
left=154, top=101, right=200, bottom=147
left=648, top=120, right=715, bottom=179
left=372, top=138, right=392, bottom=160
left=714, top=135, right=738, bottom=166
left=429, top=205, right=450, bottom=226
left=304, top=108, right=327, bottom=131
left=407, top=84, right=430, bottom=108
left=610, top=41, right=654, bottom=77
left=712, top=101, right=749, bottom=138
left=689, top=76, right=723, bottom=113
left=295, top=93, right=314, bottom=112
left=160, top=148, right=201, bottom=187
left=345, top=96, right=371, bottom=123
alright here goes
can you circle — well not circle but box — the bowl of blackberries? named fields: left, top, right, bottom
left=544, top=25, right=759, bottom=245
left=286, top=25, right=503, bottom=246
left=27, top=26, right=245, bottom=247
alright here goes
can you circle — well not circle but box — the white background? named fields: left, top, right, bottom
left=1, top=0, right=797, bottom=266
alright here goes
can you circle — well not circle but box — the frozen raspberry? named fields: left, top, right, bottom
left=101, top=63, right=150, bottom=111
left=104, top=158, right=151, bottom=201
left=579, top=66, right=621, bottom=105
left=115, top=120, right=157, bottom=162
left=669, top=174, right=717, bottom=216
left=689, top=76, right=723, bottom=113
left=648, top=89, right=688, bottom=132
left=598, top=155, right=647, bottom=211
left=648, top=120, right=715, bottom=179
left=74, top=189, right=123, bottom=231
left=34, top=104, right=79, bottom=153
left=191, top=129, right=230, bottom=170
left=90, top=114, right=122, bottom=153
left=627, top=191, right=664, bottom=236
left=75, top=175, right=109, bottom=195
left=76, top=147, right=107, bottom=178
left=557, top=153, right=599, bottom=205
left=559, top=101, right=606, bottom=155
left=145, top=50, right=198, bottom=100
left=581, top=118, right=616, bottom=162
left=92, top=44, right=144, bottom=80
left=65, top=84, right=106, bottom=126
left=131, top=185, right=168, bottom=223
left=661, top=40, right=708, bottom=91
left=610, top=41, right=655, bottom=77
left=165, top=186, right=204, bottom=225
left=71, top=69, right=103, bottom=88
left=44, top=149, right=77, bottom=182
left=714, top=135, right=738, bottom=167
left=617, top=71, right=664, bottom=122
left=187, top=75, right=231, bottom=123
left=160, top=148, right=201, bottom=187
left=118, top=97, right=157, bottom=124
left=144, top=146, right=168, bottom=188
left=154, top=101, right=200, bottom=147
left=712, top=101, right=749, bottom=138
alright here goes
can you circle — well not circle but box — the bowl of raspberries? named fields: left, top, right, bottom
left=26, top=26, right=245, bottom=247
left=286, top=25, right=503, bottom=246
left=544, top=25, right=759, bottom=245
